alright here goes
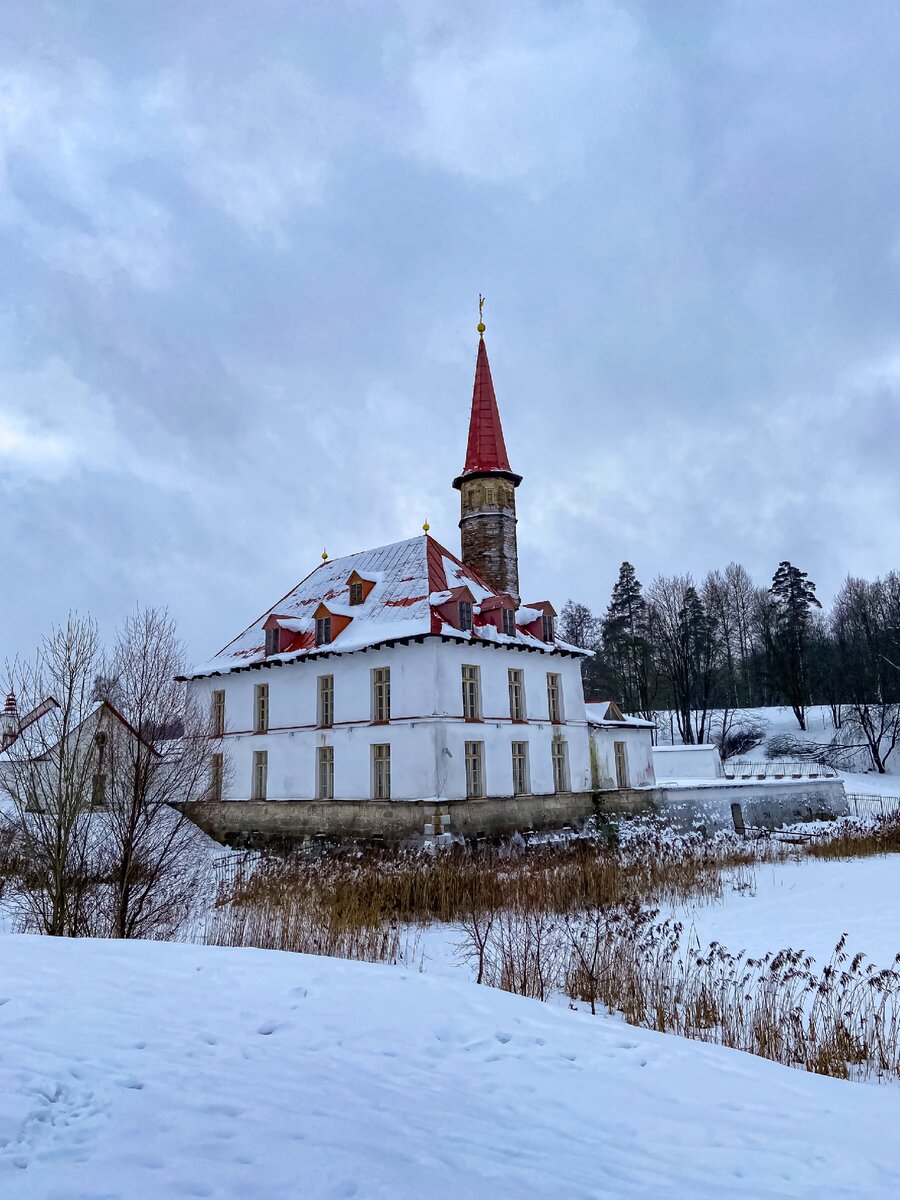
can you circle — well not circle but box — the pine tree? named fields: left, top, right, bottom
left=601, top=563, right=654, bottom=718
left=769, top=560, right=822, bottom=730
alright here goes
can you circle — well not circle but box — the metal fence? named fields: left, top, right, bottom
left=845, top=793, right=900, bottom=819
left=723, top=760, right=839, bottom=781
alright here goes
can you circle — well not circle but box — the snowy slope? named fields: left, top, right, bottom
left=1, top=937, right=900, bottom=1199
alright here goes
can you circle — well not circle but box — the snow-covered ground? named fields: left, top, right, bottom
left=2, top=935, right=900, bottom=1200
left=675, top=854, right=900, bottom=968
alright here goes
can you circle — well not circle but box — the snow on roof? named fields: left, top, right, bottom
left=585, top=701, right=655, bottom=729
left=185, top=534, right=584, bottom=679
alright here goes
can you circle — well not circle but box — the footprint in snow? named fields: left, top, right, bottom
left=257, top=1021, right=284, bottom=1036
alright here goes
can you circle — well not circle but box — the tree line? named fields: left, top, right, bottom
left=559, top=561, right=900, bottom=773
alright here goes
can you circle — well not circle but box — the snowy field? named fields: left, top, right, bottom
left=675, top=854, right=900, bottom=968
left=2, top=935, right=900, bottom=1200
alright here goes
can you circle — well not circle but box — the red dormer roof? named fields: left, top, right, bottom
left=454, top=338, right=521, bottom=486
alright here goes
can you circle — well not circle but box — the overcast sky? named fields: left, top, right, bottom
left=2, top=0, right=899, bottom=662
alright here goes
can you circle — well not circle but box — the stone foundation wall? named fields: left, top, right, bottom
left=180, top=790, right=652, bottom=847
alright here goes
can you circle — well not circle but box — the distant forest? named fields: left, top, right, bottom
left=561, top=562, right=900, bottom=773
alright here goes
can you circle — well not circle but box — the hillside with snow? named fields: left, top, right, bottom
left=1, top=936, right=900, bottom=1199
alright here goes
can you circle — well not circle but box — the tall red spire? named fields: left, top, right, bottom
left=460, top=337, right=514, bottom=476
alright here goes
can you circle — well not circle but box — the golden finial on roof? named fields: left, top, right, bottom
left=477, top=293, right=486, bottom=336
left=422, top=519, right=430, bottom=533
left=321, top=548, right=328, bottom=561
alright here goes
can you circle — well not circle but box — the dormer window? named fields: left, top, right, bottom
left=316, top=616, right=332, bottom=646
left=542, top=614, right=555, bottom=642
left=502, top=608, right=515, bottom=637
left=349, top=581, right=364, bottom=606
left=265, top=627, right=280, bottom=656
left=459, top=600, right=473, bottom=631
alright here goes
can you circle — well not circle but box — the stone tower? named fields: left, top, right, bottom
left=452, top=323, right=522, bottom=601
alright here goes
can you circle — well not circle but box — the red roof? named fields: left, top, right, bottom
left=183, top=533, right=579, bottom=678
left=458, top=338, right=517, bottom=479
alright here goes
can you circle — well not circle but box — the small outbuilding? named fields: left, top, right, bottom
left=585, top=701, right=656, bottom=791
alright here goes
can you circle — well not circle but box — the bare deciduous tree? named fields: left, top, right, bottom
left=97, top=607, right=219, bottom=939
left=2, top=615, right=103, bottom=936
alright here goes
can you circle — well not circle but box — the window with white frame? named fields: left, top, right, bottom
left=551, top=739, right=569, bottom=793
left=502, top=608, right=516, bottom=637
left=511, top=741, right=529, bottom=795
left=209, top=752, right=224, bottom=801
left=254, top=683, right=269, bottom=733
left=508, top=668, right=525, bottom=722
left=372, top=744, right=391, bottom=799
left=317, top=674, right=334, bottom=728
left=317, top=745, right=334, bottom=799
left=547, top=673, right=563, bottom=723
left=465, top=741, right=484, bottom=798
left=461, top=664, right=481, bottom=720
left=372, top=667, right=391, bottom=723
left=211, top=690, right=225, bottom=737
left=252, top=750, right=268, bottom=800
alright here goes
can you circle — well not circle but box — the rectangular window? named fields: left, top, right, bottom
left=614, top=741, right=629, bottom=789
left=316, top=616, right=332, bottom=646
left=349, top=581, right=364, bottom=606
left=372, top=743, right=391, bottom=800
left=465, top=741, right=484, bottom=798
left=511, top=741, right=529, bottom=795
left=317, top=746, right=334, bottom=800
left=211, top=690, right=225, bottom=737
left=502, top=608, right=516, bottom=637
left=461, top=664, right=481, bottom=721
left=254, top=683, right=269, bottom=733
left=459, top=600, right=473, bottom=631
left=551, top=740, right=569, bottom=793
left=265, top=627, right=280, bottom=656
left=91, top=773, right=106, bottom=807
left=209, top=752, right=224, bottom=802
left=547, top=673, right=562, bottom=723
left=372, top=667, right=391, bottom=723
left=542, top=614, right=555, bottom=642
left=508, top=668, right=525, bottom=722
left=252, top=750, right=268, bottom=800
left=317, top=674, right=334, bottom=728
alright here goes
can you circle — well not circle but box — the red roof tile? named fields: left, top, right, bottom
left=459, top=338, right=515, bottom=477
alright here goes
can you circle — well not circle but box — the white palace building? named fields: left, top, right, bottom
left=181, top=317, right=655, bottom=842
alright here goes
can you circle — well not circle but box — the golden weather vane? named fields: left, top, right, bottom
left=477, top=294, right=486, bottom=336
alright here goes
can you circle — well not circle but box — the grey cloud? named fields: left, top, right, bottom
left=1, top=0, right=899, bottom=663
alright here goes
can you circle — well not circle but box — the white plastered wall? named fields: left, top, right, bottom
left=187, top=637, right=590, bottom=802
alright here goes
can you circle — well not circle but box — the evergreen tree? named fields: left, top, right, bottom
left=601, top=562, right=654, bottom=718
left=769, top=561, right=822, bottom=729
left=558, top=600, right=606, bottom=698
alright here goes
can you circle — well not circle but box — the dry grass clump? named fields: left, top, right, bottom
left=559, top=914, right=900, bottom=1082
left=806, top=812, right=900, bottom=861
left=208, top=823, right=777, bottom=943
